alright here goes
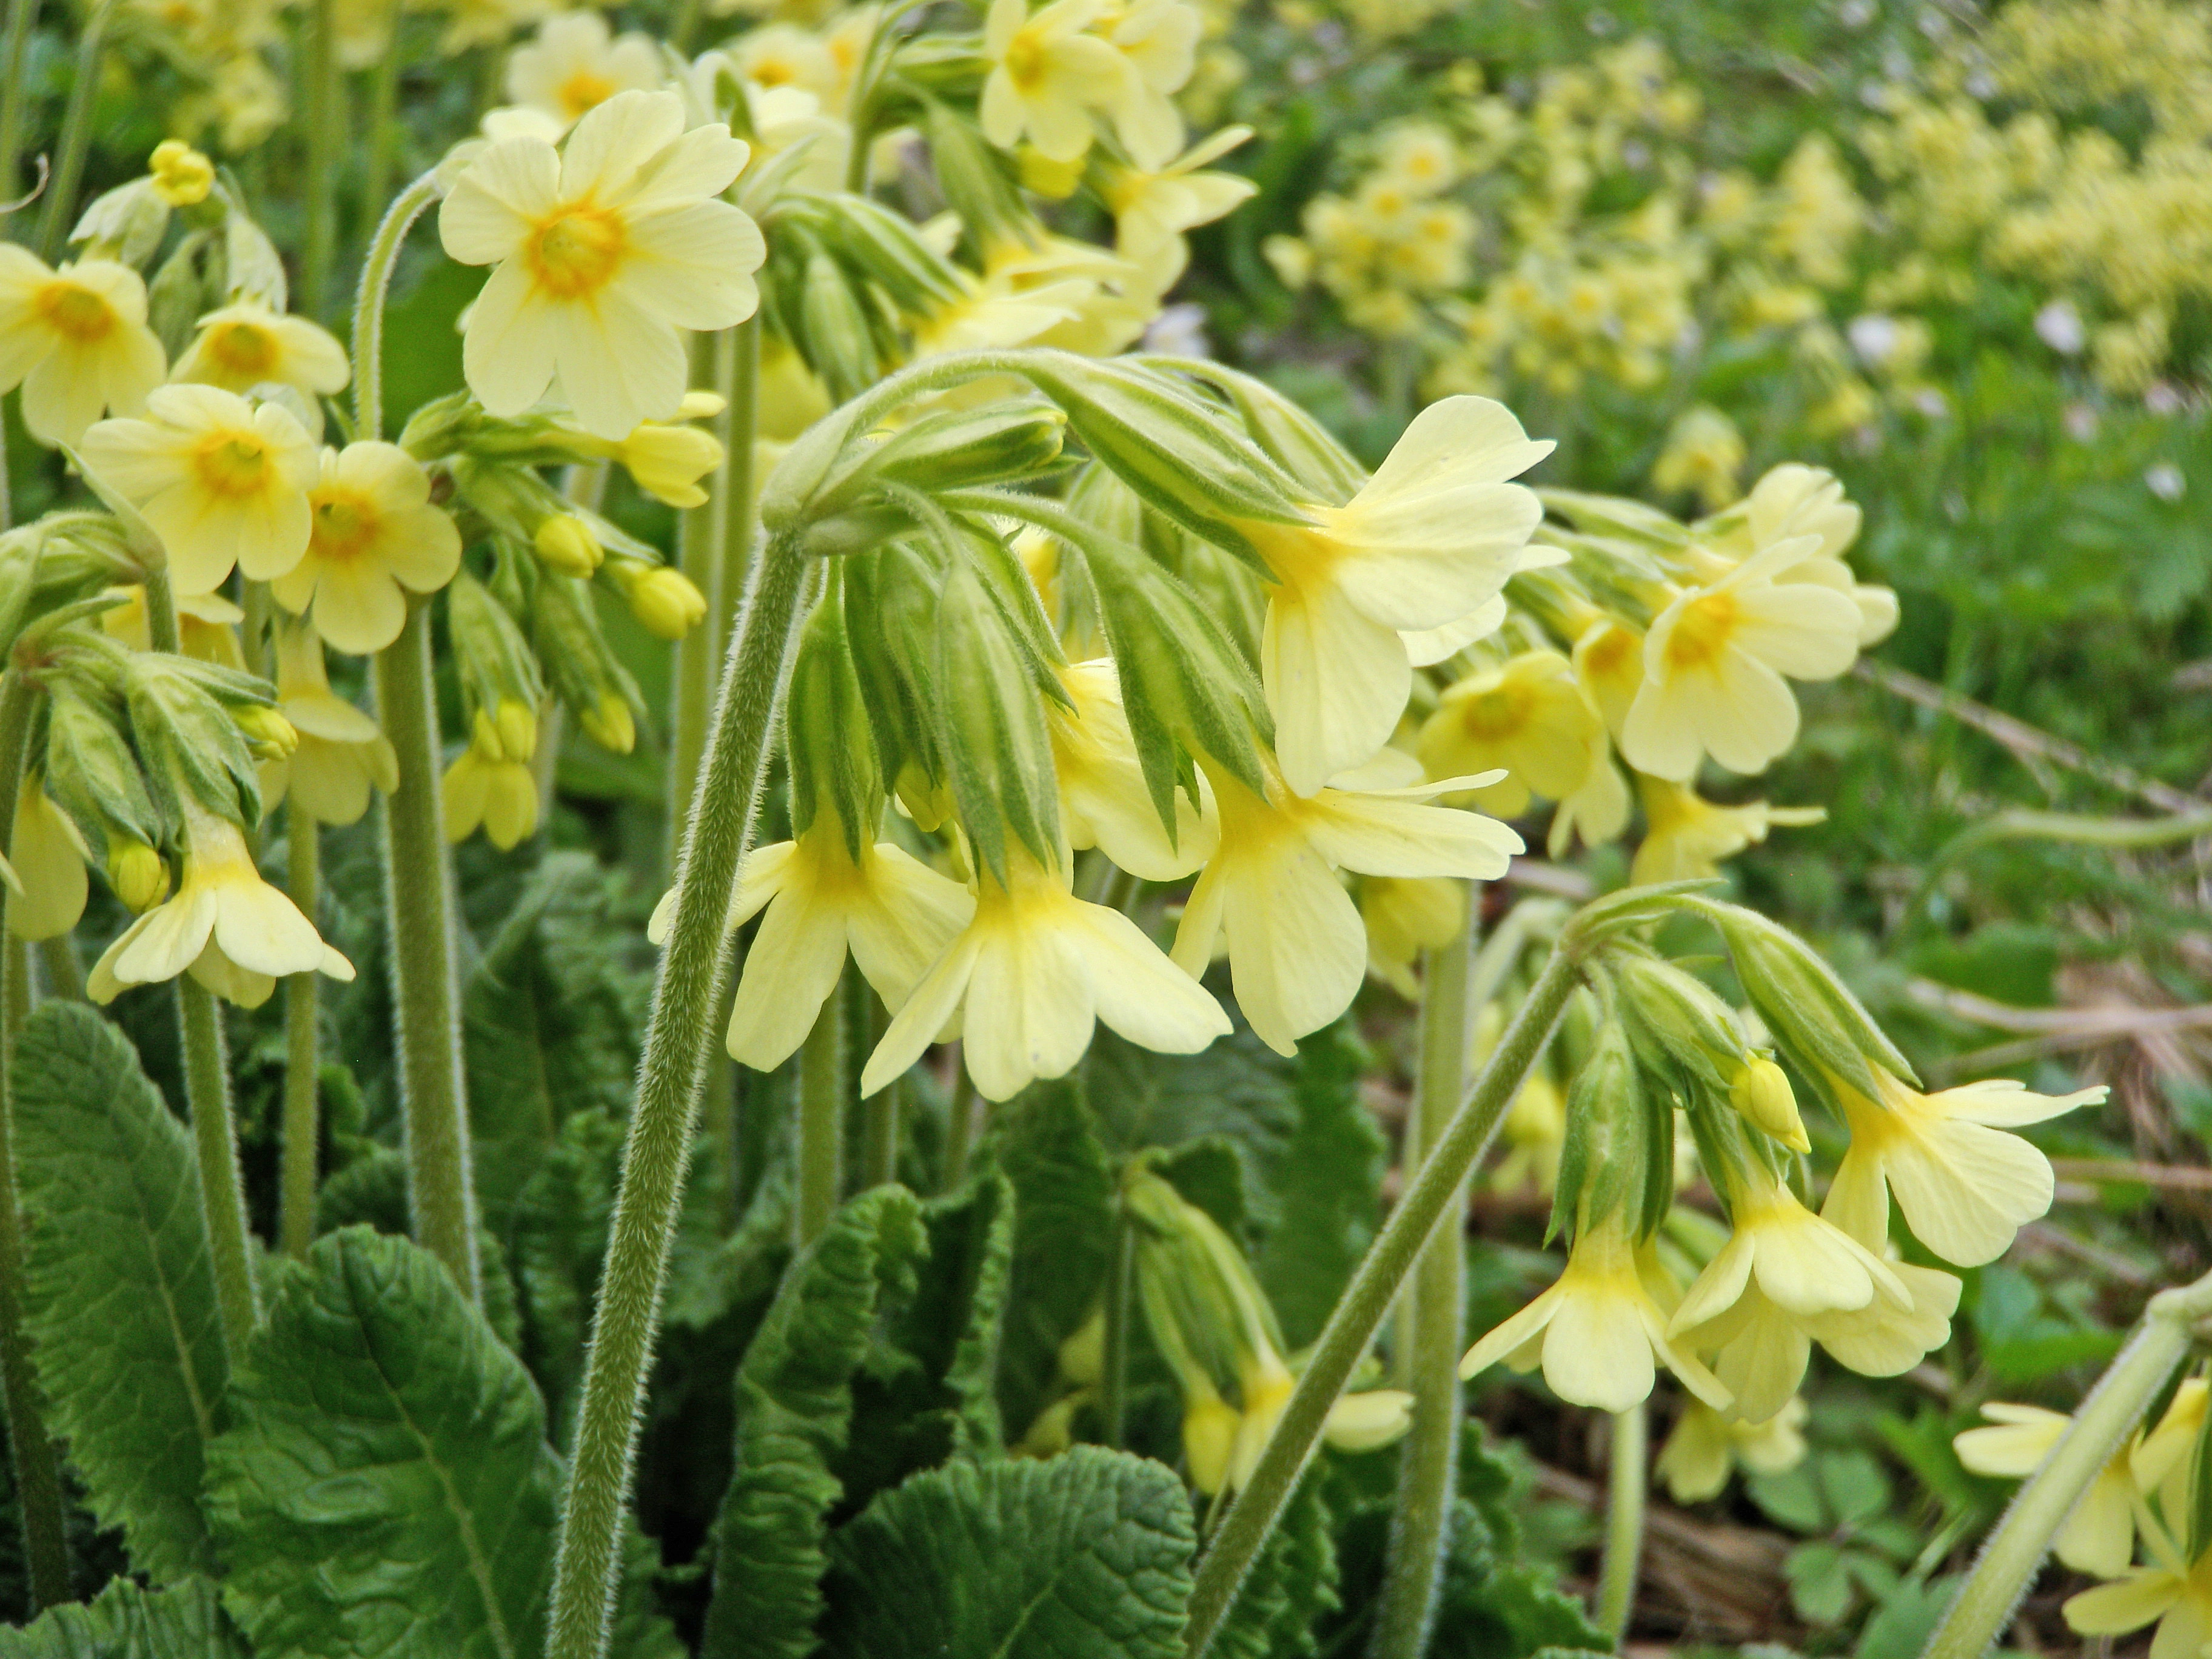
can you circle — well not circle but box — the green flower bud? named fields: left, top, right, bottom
left=794, top=246, right=883, bottom=405
left=1550, top=1009, right=1669, bottom=1246
left=447, top=571, right=546, bottom=748
left=449, top=455, right=572, bottom=547
left=935, top=558, right=1060, bottom=882
left=843, top=541, right=945, bottom=803
left=1708, top=903, right=1917, bottom=1095
left=70, top=176, right=172, bottom=266
left=1535, top=486, right=1694, bottom=551
left=774, top=189, right=967, bottom=317
left=122, top=655, right=263, bottom=826
left=1139, top=358, right=1366, bottom=503
left=611, top=560, right=708, bottom=640
left=531, top=571, right=642, bottom=756
left=1614, top=950, right=1750, bottom=1095
left=917, top=102, right=1030, bottom=256
left=108, top=836, right=169, bottom=911
left=1729, top=1056, right=1810, bottom=1154
left=823, top=400, right=1067, bottom=516
left=43, top=682, right=164, bottom=856
left=785, top=572, right=882, bottom=857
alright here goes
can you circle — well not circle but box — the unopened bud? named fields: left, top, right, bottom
left=615, top=423, right=724, bottom=510
left=534, top=514, right=602, bottom=577
left=617, top=564, right=707, bottom=640
left=1184, top=1391, right=1239, bottom=1496
left=677, top=390, right=726, bottom=420
left=1711, top=904, right=1917, bottom=1094
left=148, top=139, right=214, bottom=206
left=1730, top=1057, right=1810, bottom=1153
left=1058, top=1313, right=1105, bottom=1387
left=1017, top=147, right=1085, bottom=198
left=110, top=839, right=169, bottom=911
left=493, top=697, right=536, bottom=764
left=234, top=703, right=298, bottom=760
left=578, top=691, right=634, bottom=754
left=1322, top=1389, right=1414, bottom=1453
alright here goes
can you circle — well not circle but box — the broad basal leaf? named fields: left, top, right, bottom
left=205, top=1227, right=563, bottom=1659
left=1254, top=1020, right=1383, bottom=1347
left=0, top=1575, right=246, bottom=1658
left=12, top=1004, right=226, bottom=1584
left=817, top=1447, right=1196, bottom=1659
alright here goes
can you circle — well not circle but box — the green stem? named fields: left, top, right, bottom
left=0, top=674, right=71, bottom=1608
left=36, top=934, right=82, bottom=1002
left=33, top=0, right=113, bottom=260
left=1595, top=1402, right=1647, bottom=1646
left=179, top=978, right=261, bottom=1355
left=859, top=996, right=899, bottom=1189
left=1369, top=910, right=1473, bottom=1659
left=300, top=0, right=343, bottom=320
left=940, top=1061, right=978, bottom=1193
left=795, top=977, right=845, bottom=1248
left=1919, top=1266, right=2212, bottom=1659
left=1099, top=1207, right=1131, bottom=1450
left=0, top=0, right=38, bottom=226
left=360, top=5, right=405, bottom=246
left=240, top=581, right=272, bottom=685
left=351, top=172, right=439, bottom=442
left=669, top=330, right=729, bottom=875
left=545, top=531, right=813, bottom=1659
left=371, top=606, right=480, bottom=1301
left=1184, top=942, right=1584, bottom=1659
left=279, top=813, right=320, bottom=1258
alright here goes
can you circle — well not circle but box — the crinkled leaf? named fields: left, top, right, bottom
left=817, top=1448, right=1196, bottom=1659
left=0, top=1575, right=246, bottom=1657
left=12, top=1004, right=225, bottom=1583
left=1255, top=1021, right=1382, bottom=1347
left=205, top=1227, right=563, bottom=1659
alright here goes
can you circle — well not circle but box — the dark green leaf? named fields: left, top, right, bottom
left=817, top=1448, right=1196, bottom=1659
left=1255, top=1021, right=1383, bottom=1347
left=205, top=1227, right=563, bottom=1659
left=12, top=1004, right=226, bottom=1584
left=0, top=1575, right=246, bottom=1658
left=1854, top=1575, right=1959, bottom=1659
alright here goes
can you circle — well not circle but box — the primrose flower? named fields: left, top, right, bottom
left=1657, top=1396, right=1808, bottom=1503
left=103, top=586, right=247, bottom=668
left=80, top=385, right=318, bottom=594
left=860, top=843, right=1229, bottom=1102
left=1630, top=774, right=1826, bottom=886
left=1104, top=126, right=1257, bottom=290
left=2065, top=1544, right=2212, bottom=1659
left=1047, top=659, right=1217, bottom=882
left=1242, top=396, right=1552, bottom=796
left=1671, top=1167, right=1911, bottom=1333
left=1459, top=1211, right=1732, bottom=1413
left=1417, top=649, right=1600, bottom=819
left=274, top=442, right=462, bottom=654
left=260, top=625, right=399, bottom=827
left=440, top=90, right=763, bottom=440
left=1171, top=756, right=1521, bottom=1056
left=1823, top=1070, right=2105, bottom=1268
left=172, top=303, right=350, bottom=399
left=1620, top=534, right=1865, bottom=780
left=1358, top=874, right=1464, bottom=999
left=504, top=11, right=663, bottom=132
left=443, top=708, right=539, bottom=851
left=10, top=779, right=89, bottom=941
left=1099, top=0, right=1202, bottom=167
left=0, top=250, right=165, bottom=447
left=88, top=802, right=354, bottom=1010
left=1955, top=1401, right=2142, bottom=1577
left=979, top=0, right=1128, bottom=163
left=650, top=819, right=975, bottom=1072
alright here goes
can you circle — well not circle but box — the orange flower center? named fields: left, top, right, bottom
left=749, top=53, right=800, bottom=86
left=1664, top=590, right=1738, bottom=674
left=526, top=205, right=628, bottom=300
left=36, top=281, right=113, bottom=343
left=203, top=320, right=279, bottom=380
left=556, top=69, right=616, bottom=119
left=193, top=434, right=272, bottom=498
left=310, top=491, right=380, bottom=562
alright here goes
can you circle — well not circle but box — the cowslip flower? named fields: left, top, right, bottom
left=1241, top=397, right=1550, bottom=796
left=1955, top=1402, right=2140, bottom=1577
left=1823, top=1070, right=2104, bottom=1268
left=503, top=10, right=663, bottom=132
left=1459, top=1211, right=1732, bottom=1413
left=979, top=0, right=1128, bottom=164
left=2065, top=1540, right=2212, bottom=1659
left=1358, top=874, right=1463, bottom=999
left=440, top=89, right=764, bottom=440
left=1171, top=754, right=1521, bottom=1055
left=275, top=442, right=462, bottom=654
left=1047, top=659, right=1217, bottom=882
left=87, top=802, right=354, bottom=1010
left=1620, top=534, right=1865, bottom=780
left=1416, top=649, right=1599, bottom=819
left=0, top=249, right=165, bottom=446
left=1657, top=1396, right=1808, bottom=1504
left=1629, top=775, right=1825, bottom=885
left=1100, top=0, right=1202, bottom=169
left=1105, top=126, right=1257, bottom=291
left=859, top=843, right=1229, bottom=1102
left=444, top=708, right=539, bottom=851
left=649, top=819, right=975, bottom=1072
left=260, top=625, right=399, bottom=826
left=9, top=778, right=89, bottom=940
left=171, top=303, right=350, bottom=399
left=102, top=586, right=247, bottom=668
left=80, top=385, right=318, bottom=594
left=1671, top=1167, right=1911, bottom=1333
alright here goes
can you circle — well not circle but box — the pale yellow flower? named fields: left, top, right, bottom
left=1104, top=126, right=1256, bottom=290
left=171, top=303, right=350, bottom=398
left=1171, top=756, right=1520, bottom=1055
left=1629, top=774, right=1826, bottom=885
left=1100, top=0, right=1202, bottom=166
left=504, top=11, right=663, bottom=131
left=1672, top=1166, right=1909, bottom=1333
left=1418, top=649, right=1598, bottom=819
left=1460, top=1212, right=1732, bottom=1413
left=9, top=777, right=90, bottom=940
left=80, top=384, right=317, bottom=594
left=440, top=90, right=763, bottom=440
left=148, top=139, right=215, bottom=206
left=1954, top=1401, right=2140, bottom=1577
left=260, top=625, right=399, bottom=826
left=443, top=710, right=538, bottom=851
left=1358, top=874, right=1463, bottom=999
left=88, top=802, right=353, bottom=1010
left=979, top=0, right=1128, bottom=164
left=1047, top=659, right=1217, bottom=882
left=102, top=586, right=247, bottom=666
left=274, top=442, right=462, bottom=654
left=2066, top=1547, right=2212, bottom=1659
left=1657, top=1396, right=1808, bottom=1503
left=860, top=843, right=1229, bottom=1102
left=1241, top=396, right=1551, bottom=795
left=0, top=249, right=165, bottom=447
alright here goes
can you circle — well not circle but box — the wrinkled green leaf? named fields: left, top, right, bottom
left=1255, top=1021, right=1382, bottom=1347
left=817, top=1448, right=1196, bottom=1659
left=0, top=1575, right=246, bottom=1658
left=205, top=1227, right=563, bottom=1659
left=12, top=1004, right=225, bottom=1584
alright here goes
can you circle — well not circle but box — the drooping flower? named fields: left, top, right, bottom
left=1047, top=659, right=1217, bottom=882
left=2065, top=1543, right=2212, bottom=1659
left=1104, top=126, right=1257, bottom=291
left=503, top=10, right=663, bottom=132
left=1629, top=774, right=1826, bottom=885
left=1241, top=397, right=1550, bottom=795
left=1173, top=754, right=1519, bottom=1054
left=260, top=624, right=399, bottom=826
left=1620, top=534, right=1865, bottom=780
left=171, top=303, right=350, bottom=398
left=9, top=778, right=89, bottom=940
left=440, top=89, right=763, bottom=440
left=1657, top=1396, right=1809, bottom=1504
left=1823, top=1070, right=2104, bottom=1268
left=1954, top=1402, right=2140, bottom=1577
left=87, top=801, right=354, bottom=1009
left=0, top=249, right=166, bottom=446
left=979, top=0, right=1128, bottom=164
left=79, top=384, right=318, bottom=593
left=1459, top=1210, right=1732, bottom=1413
left=443, top=708, right=539, bottom=851
left=1358, top=874, right=1463, bottom=999
left=1417, top=649, right=1600, bottom=819
left=274, top=441, right=463, bottom=654
left=1672, top=1166, right=1910, bottom=1332
left=102, top=586, right=247, bottom=667
left=1098, top=0, right=1202, bottom=168
left=860, top=843, right=1229, bottom=1102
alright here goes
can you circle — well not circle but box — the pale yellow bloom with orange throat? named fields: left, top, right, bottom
left=9, top=778, right=90, bottom=941
left=0, top=247, right=165, bottom=446
left=979, top=0, right=1129, bottom=164
left=1105, top=126, right=1257, bottom=291
left=1417, top=649, right=1598, bottom=819
left=260, top=625, right=399, bottom=826
left=172, top=303, right=350, bottom=398
left=1629, top=774, right=1825, bottom=885
left=275, top=442, right=462, bottom=654
left=504, top=11, right=663, bottom=132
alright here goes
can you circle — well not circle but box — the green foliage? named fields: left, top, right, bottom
left=203, top=1227, right=568, bottom=1659
left=816, top=1449, right=1196, bottom=1659
left=12, top=1004, right=226, bottom=1585
left=1750, top=1451, right=1922, bottom=1629
left=0, top=1576, right=245, bottom=1658
left=1207, top=1475, right=1338, bottom=1659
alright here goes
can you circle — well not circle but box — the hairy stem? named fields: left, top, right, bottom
left=1184, top=942, right=1583, bottom=1658
left=1919, top=1266, right=2212, bottom=1659
left=0, top=0, right=39, bottom=220
left=796, top=976, right=845, bottom=1248
left=350, top=172, right=440, bottom=443
left=300, top=0, right=343, bottom=319
left=545, top=532, right=812, bottom=1659
left=32, top=0, right=110, bottom=260
left=940, top=1061, right=978, bottom=1193
left=0, top=674, right=71, bottom=1607
left=179, top=979, right=262, bottom=1355
left=1369, top=909, right=1473, bottom=1659
left=279, top=814, right=320, bottom=1258
left=360, top=3, right=405, bottom=235
left=37, top=935, right=82, bottom=1003
left=1596, top=1402, right=1647, bottom=1645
